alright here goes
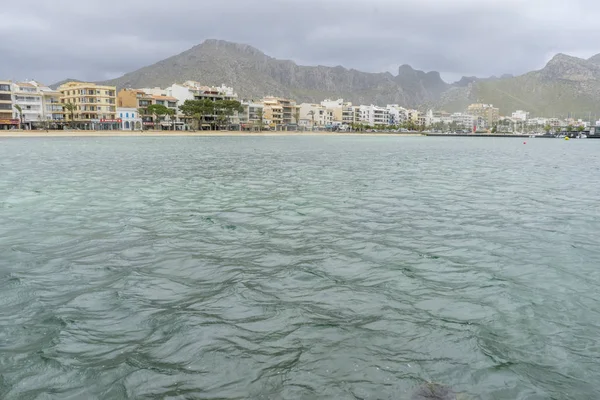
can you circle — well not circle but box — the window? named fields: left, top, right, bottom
left=120, top=113, right=123, bottom=118
left=126, top=113, right=129, bottom=118
left=0, top=84, right=10, bottom=91
left=132, top=113, right=135, bottom=118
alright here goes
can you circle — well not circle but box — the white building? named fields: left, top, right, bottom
left=299, top=103, right=334, bottom=128
left=117, top=108, right=142, bottom=130
left=387, top=105, right=408, bottom=125
left=526, top=117, right=548, bottom=127
left=239, top=101, right=265, bottom=130
left=358, top=105, right=389, bottom=126
left=12, top=82, right=43, bottom=129
left=165, top=81, right=238, bottom=106
left=11, top=81, right=63, bottom=129
left=320, top=99, right=355, bottom=125
left=512, top=110, right=530, bottom=121
left=451, top=112, right=475, bottom=128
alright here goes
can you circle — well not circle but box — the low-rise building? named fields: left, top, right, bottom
left=117, top=108, right=142, bottom=130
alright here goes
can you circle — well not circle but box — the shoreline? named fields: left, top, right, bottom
left=0, top=130, right=424, bottom=138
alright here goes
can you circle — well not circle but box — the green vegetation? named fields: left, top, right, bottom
left=147, top=104, right=169, bottom=130
left=62, top=103, right=76, bottom=128
left=178, top=99, right=243, bottom=130
left=256, top=108, right=264, bottom=131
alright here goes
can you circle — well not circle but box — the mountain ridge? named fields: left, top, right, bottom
left=50, top=39, right=600, bottom=116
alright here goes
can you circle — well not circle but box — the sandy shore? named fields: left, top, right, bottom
left=0, top=130, right=423, bottom=138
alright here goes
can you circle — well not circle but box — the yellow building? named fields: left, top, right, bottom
left=0, top=80, right=18, bottom=130
left=262, top=96, right=298, bottom=129
left=59, top=82, right=117, bottom=129
left=467, top=103, right=499, bottom=128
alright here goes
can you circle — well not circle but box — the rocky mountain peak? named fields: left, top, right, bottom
left=588, top=53, right=600, bottom=65
left=541, top=53, right=600, bottom=81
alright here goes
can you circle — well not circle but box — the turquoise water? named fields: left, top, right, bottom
left=1, top=136, right=599, bottom=399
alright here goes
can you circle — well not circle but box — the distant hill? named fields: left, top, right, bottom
left=49, top=78, right=83, bottom=90
left=439, top=54, right=600, bottom=116
left=50, top=40, right=600, bottom=116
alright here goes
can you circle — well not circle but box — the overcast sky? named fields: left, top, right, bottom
left=1, top=0, right=599, bottom=85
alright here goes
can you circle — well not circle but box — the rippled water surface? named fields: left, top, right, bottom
left=1, top=136, right=600, bottom=399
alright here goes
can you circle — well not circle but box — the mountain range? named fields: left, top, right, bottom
left=53, top=39, right=600, bottom=117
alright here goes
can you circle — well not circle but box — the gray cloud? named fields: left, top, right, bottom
left=1, top=0, right=599, bottom=85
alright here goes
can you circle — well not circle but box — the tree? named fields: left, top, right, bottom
left=577, top=125, right=585, bottom=132
left=62, top=102, right=76, bottom=128
left=293, top=108, right=300, bottom=126
left=166, top=109, right=176, bottom=130
left=14, top=104, right=23, bottom=129
left=147, top=104, right=169, bottom=130
left=566, top=124, right=574, bottom=133
left=491, top=125, right=497, bottom=134
left=213, top=100, right=243, bottom=130
left=179, top=99, right=214, bottom=131
left=308, top=110, right=316, bottom=129
left=255, top=108, right=264, bottom=131
left=544, top=124, right=552, bottom=134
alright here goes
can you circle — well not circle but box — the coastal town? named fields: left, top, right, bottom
left=0, top=79, right=598, bottom=136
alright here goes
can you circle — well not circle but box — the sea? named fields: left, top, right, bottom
left=1, top=136, right=599, bottom=399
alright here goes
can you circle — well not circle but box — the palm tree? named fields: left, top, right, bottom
left=14, top=105, right=23, bottom=129
left=256, top=108, right=264, bottom=131
left=308, top=110, right=315, bottom=130
left=166, top=109, right=176, bottom=131
left=293, top=108, right=300, bottom=127
left=62, top=103, right=76, bottom=128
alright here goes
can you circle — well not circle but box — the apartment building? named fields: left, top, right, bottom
left=239, top=101, right=265, bottom=130
left=9, top=81, right=63, bottom=129
left=299, top=103, right=334, bottom=128
left=320, top=99, right=355, bottom=125
left=387, top=105, right=408, bottom=125
left=451, top=112, right=475, bottom=128
left=467, top=103, right=499, bottom=127
left=512, top=110, right=530, bottom=121
left=41, top=87, right=64, bottom=126
left=358, top=105, right=389, bottom=126
left=0, top=81, right=17, bottom=129
left=117, top=89, right=153, bottom=128
left=263, top=97, right=298, bottom=129
left=59, top=82, right=117, bottom=129
left=12, top=82, right=43, bottom=129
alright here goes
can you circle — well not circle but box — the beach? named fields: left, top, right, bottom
left=0, top=130, right=423, bottom=138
